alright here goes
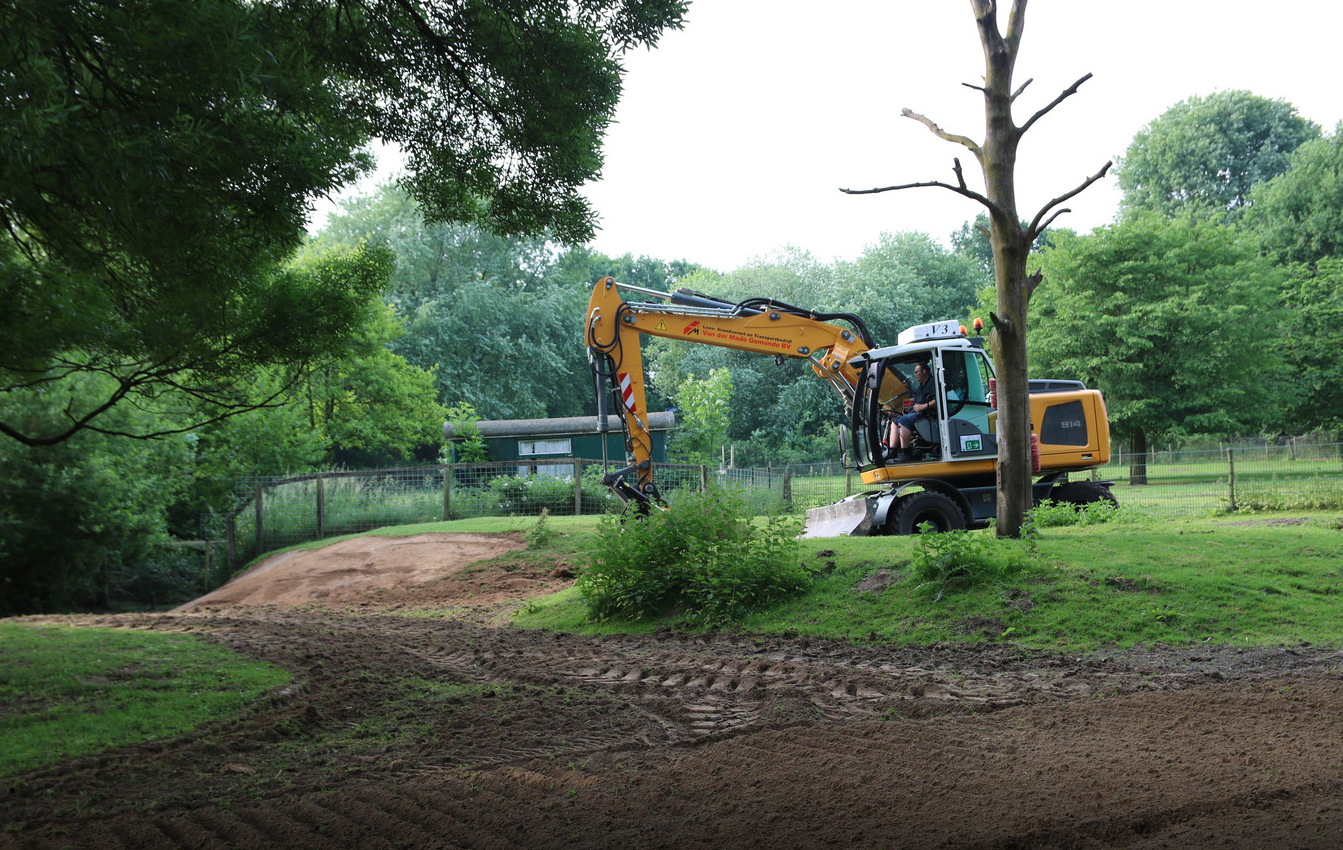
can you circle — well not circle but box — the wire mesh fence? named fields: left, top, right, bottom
left=198, top=441, right=1343, bottom=576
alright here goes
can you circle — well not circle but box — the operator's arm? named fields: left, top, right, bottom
left=914, top=383, right=935, bottom=414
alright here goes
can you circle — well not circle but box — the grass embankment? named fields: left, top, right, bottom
left=0, top=624, right=289, bottom=778
left=515, top=511, right=1343, bottom=651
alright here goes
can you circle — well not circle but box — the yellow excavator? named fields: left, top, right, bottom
left=584, top=276, right=1114, bottom=536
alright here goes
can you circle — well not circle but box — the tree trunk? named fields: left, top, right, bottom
left=1128, top=430, right=1149, bottom=486
left=975, top=0, right=1033, bottom=537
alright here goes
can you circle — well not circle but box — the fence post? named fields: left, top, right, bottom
left=573, top=458, right=583, bottom=516
left=203, top=543, right=212, bottom=594
left=316, top=475, right=325, bottom=539
left=699, top=465, right=708, bottom=492
left=1227, top=447, right=1236, bottom=512
left=443, top=463, right=452, bottom=521
left=254, top=483, right=264, bottom=556
left=781, top=469, right=792, bottom=511
left=226, top=514, right=236, bottom=574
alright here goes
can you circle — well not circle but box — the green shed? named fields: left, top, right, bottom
left=442, top=413, right=676, bottom=473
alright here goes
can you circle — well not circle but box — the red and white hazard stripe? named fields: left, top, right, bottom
left=618, top=372, right=637, bottom=413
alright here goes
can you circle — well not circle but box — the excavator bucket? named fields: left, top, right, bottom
left=802, top=494, right=877, bottom=538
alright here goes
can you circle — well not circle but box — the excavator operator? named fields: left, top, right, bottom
left=890, top=359, right=935, bottom=462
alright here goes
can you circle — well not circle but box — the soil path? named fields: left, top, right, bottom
left=5, top=533, right=1343, bottom=849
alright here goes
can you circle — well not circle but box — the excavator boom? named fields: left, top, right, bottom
left=585, top=276, right=872, bottom=509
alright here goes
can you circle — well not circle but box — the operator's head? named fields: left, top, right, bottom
left=914, top=361, right=930, bottom=382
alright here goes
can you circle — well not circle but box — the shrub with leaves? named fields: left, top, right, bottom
left=526, top=509, right=555, bottom=549
left=578, top=487, right=812, bottom=624
left=488, top=473, right=579, bottom=515
left=1031, top=498, right=1127, bottom=528
left=1231, top=478, right=1343, bottom=512
left=911, top=524, right=1039, bottom=600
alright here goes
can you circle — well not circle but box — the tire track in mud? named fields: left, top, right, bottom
left=10, top=611, right=1343, bottom=850
left=392, top=624, right=1182, bottom=760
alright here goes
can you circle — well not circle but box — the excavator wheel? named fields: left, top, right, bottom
left=889, top=491, right=968, bottom=536
left=1048, top=481, right=1118, bottom=509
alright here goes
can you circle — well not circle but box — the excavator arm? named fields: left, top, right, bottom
left=584, top=276, right=874, bottom=509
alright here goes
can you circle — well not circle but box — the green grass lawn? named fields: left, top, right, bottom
left=514, top=511, right=1343, bottom=651
left=0, top=624, right=290, bottom=778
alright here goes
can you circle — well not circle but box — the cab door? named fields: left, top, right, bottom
left=936, top=349, right=999, bottom=460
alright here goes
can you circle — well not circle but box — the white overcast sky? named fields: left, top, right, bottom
left=319, top=1, right=1342, bottom=273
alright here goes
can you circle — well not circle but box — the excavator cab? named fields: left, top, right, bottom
left=845, top=323, right=1000, bottom=478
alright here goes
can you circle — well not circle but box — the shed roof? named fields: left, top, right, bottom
left=443, top=412, right=676, bottom=440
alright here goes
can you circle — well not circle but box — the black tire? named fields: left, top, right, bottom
left=1049, top=481, right=1118, bottom=509
left=890, top=491, right=968, bottom=535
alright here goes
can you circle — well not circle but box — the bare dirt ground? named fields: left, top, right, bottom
left=6, top=533, right=1343, bottom=849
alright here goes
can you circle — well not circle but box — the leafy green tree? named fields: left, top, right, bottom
left=398, top=282, right=588, bottom=419
left=0, top=234, right=387, bottom=445
left=0, top=382, right=195, bottom=614
left=443, top=402, right=489, bottom=462
left=309, top=0, right=688, bottom=241
left=670, top=368, right=734, bottom=465
left=1275, top=260, right=1343, bottom=431
left=1, top=0, right=685, bottom=445
left=1246, top=125, right=1343, bottom=263
left=1115, top=90, right=1319, bottom=222
left=309, top=184, right=556, bottom=311
left=1, top=0, right=369, bottom=446
left=834, top=231, right=987, bottom=345
left=1030, top=215, right=1284, bottom=482
left=302, top=299, right=447, bottom=467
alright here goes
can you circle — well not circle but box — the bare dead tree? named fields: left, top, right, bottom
left=840, top=0, right=1110, bottom=537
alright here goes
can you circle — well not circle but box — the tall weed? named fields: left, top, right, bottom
left=578, top=487, right=813, bottom=625
left=911, top=523, right=1038, bottom=600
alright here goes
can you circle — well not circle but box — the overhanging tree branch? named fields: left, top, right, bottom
left=1026, top=159, right=1113, bottom=241
left=839, top=172, right=999, bottom=217
left=900, top=108, right=982, bottom=158
left=1019, top=72, right=1094, bottom=135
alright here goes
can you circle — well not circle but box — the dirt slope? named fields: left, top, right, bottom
left=5, top=533, right=1343, bottom=849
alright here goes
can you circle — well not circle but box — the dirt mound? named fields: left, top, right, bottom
left=176, top=532, right=536, bottom=612
left=7, top=534, right=1343, bottom=849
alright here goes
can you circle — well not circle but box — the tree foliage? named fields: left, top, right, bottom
left=1030, top=215, right=1283, bottom=476
left=0, top=0, right=685, bottom=445
left=300, top=298, right=447, bottom=467
left=0, top=386, right=195, bottom=614
left=302, top=0, right=687, bottom=242
left=1246, top=125, right=1343, bottom=263
left=1275, top=260, right=1343, bottom=431
left=1115, top=90, right=1319, bottom=222
left=669, top=367, right=733, bottom=464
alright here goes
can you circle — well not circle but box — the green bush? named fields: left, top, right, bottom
left=911, top=524, right=1038, bottom=600
left=577, top=487, right=814, bottom=625
left=1232, top=477, right=1343, bottom=512
left=1031, top=498, right=1126, bottom=528
left=488, top=473, right=574, bottom=514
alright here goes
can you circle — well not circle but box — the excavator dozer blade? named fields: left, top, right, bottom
left=802, top=494, right=877, bottom=538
